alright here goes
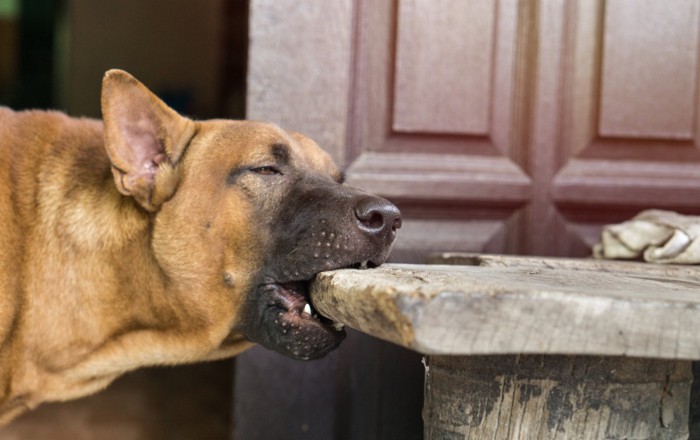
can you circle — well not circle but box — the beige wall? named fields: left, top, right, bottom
left=246, top=0, right=353, bottom=166
left=59, top=0, right=224, bottom=118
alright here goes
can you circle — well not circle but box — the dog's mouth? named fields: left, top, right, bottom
left=270, top=259, right=380, bottom=329
left=271, top=280, right=343, bottom=331
left=257, top=260, right=378, bottom=360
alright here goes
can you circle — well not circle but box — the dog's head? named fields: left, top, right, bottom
left=101, top=70, right=400, bottom=360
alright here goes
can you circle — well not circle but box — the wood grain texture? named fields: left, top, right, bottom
left=393, top=0, right=495, bottom=134
left=543, top=0, right=700, bottom=257
left=310, top=256, right=700, bottom=359
left=558, top=0, right=700, bottom=158
left=423, top=355, right=691, bottom=440
left=527, top=0, right=568, bottom=257
left=345, top=152, right=531, bottom=202
left=552, top=159, right=700, bottom=209
left=599, top=0, right=699, bottom=139
left=348, top=0, right=527, bottom=159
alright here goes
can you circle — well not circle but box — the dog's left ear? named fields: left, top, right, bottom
left=101, top=69, right=196, bottom=211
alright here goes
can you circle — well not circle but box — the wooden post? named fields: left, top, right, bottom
left=423, top=355, right=691, bottom=439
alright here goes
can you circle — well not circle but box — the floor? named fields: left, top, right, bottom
left=0, top=360, right=233, bottom=440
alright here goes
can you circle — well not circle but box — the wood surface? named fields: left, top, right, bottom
left=311, top=255, right=700, bottom=359
left=423, top=355, right=691, bottom=440
left=599, top=0, right=699, bottom=139
left=345, top=0, right=700, bottom=260
left=393, top=0, right=495, bottom=134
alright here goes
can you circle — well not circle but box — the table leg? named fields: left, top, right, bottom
left=423, top=355, right=691, bottom=439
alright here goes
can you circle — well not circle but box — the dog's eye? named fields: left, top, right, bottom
left=251, top=166, right=281, bottom=176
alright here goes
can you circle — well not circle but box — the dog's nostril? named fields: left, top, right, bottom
left=365, top=212, right=384, bottom=229
left=354, top=197, right=402, bottom=236
left=392, top=216, right=402, bottom=232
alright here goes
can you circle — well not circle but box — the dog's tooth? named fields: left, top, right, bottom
left=302, top=303, right=312, bottom=315
left=360, top=260, right=368, bottom=269
left=332, top=322, right=345, bottom=331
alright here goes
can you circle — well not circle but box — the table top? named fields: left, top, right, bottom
left=310, top=254, right=700, bottom=359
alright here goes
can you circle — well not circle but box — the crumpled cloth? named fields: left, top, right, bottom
left=593, top=209, right=700, bottom=264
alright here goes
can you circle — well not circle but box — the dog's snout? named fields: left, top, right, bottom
left=354, top=196, right=402, bottom=238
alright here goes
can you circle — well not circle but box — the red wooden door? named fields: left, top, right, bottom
left=236, top=1, right=700, bottom=439
left=345, top=0, right=700, bottom=262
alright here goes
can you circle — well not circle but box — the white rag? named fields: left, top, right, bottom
left=593, top=209, right=700, bottom=264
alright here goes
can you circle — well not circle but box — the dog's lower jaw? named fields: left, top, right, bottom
left=239, top=282, right=346, bottom=361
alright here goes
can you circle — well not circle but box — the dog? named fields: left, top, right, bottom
left=0, top=69, right=401, bottom=424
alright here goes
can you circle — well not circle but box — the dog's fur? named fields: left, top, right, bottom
left=0, top=70, right=400, bottom=423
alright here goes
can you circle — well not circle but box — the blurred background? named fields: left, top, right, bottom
left=0, top=0, right=247, bottom=119
left=3, top=0, right=700, bottom=439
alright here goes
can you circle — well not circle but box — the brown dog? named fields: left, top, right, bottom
left=0, top=70, right=400, bottom=424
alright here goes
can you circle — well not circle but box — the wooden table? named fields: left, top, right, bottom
left=310, top=254, right=700, bottom=439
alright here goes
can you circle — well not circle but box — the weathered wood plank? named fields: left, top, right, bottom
left=310, top=256, right=700, bottom=359
left=423, top=355, right=691, bottom=440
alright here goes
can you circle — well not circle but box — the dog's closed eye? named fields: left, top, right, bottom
left=251, top=166, right=282, bottom=176
left=227, top=165, right=282, bottom=186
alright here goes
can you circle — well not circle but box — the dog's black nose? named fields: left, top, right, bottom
left=354, top=196, right=402, bottom=238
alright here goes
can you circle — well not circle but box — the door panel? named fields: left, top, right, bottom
left=347, top=0, right=533, bottom=260
left=600, top=0, right=699, bottom=139
left=357, top=0, right=700, bottom=260
left=551, top=0, right=700, bottom=256
left=393, top=0, right=495, bottom=134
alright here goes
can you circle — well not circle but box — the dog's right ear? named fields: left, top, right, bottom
left=101, top=69, right=196, bottom=211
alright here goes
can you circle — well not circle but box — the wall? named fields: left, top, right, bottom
left=58, top=0, right=224, bottom=118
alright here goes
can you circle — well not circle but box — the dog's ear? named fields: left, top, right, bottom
left=101, top=69, right=196, bottom=211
